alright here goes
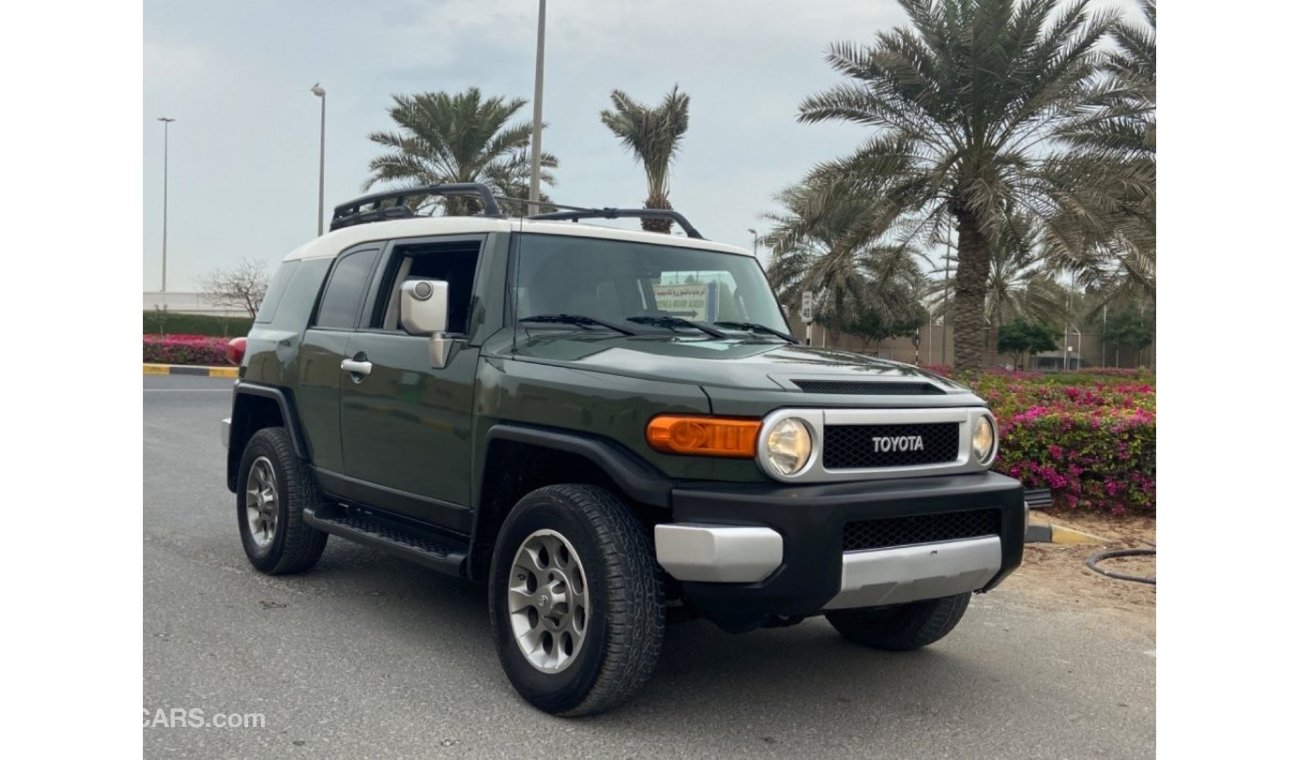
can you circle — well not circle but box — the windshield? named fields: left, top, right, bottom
left=513, top=233, right=789, bottom=337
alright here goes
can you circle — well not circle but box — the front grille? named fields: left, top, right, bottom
left=843, top=509, right=1001, bottom=551
left=793, top=380, right=944, bottom=395
left=822, top=422, right=960, bottom=469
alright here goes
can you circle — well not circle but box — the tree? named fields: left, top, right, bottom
left=765, top=174, right=928, bottom=339
left=982, top=214, right=1068, bottom=345
left=842, top=301, right=928, bottom=344
left=1102, top=306, right=1154, bottom=354
left=997, top=319, right=1058, bottom=370
left=797, top=0, right=1135, bottom=371
left=365, top=88, right=558, bottom=216
left=924, top=211, right=1065, bottom=362
left=199, top=259, right=269, bottom=318
left=1045, top=1, right=1156, bottom=305
left=846, top=242, right=930, bottom=344
left=599, top=86, right=690, bottom=233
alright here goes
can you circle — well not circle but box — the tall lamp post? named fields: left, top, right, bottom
left=528, top=0, right=547, bottom=214
left=1063, top=269, right=1076, bottom=371
left=157, top=117, right=175, bottom=292
left=941, top=220, right=953, bottom=366
left=747, top=228, right=759, bottom=259
left=311, top=83, right=326, bottom=235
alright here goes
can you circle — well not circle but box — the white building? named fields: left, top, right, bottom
left=143, top=291, right=248, bottom=317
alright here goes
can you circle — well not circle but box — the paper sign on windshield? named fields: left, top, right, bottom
left=652, top=282, right=718, bottom=321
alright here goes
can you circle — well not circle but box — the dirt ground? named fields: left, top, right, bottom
left=1001, top=509, right=1156, bottom=637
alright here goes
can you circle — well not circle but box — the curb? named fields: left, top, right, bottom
left=1025, top=522, right=1106, bottom=545
left=145, top=364, right=239, bottom=379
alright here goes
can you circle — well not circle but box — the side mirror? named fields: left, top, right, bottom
left=400, top=279, right=453, bottom=369
left=400, top=279, right=448, bottom=335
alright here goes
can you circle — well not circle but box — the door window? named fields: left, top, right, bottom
left=371, top=241, right=482, bottom=334
left=314, top=249, right=380, bottom=329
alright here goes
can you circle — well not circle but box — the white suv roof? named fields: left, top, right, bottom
left=284, top=216, right=753, bottom=263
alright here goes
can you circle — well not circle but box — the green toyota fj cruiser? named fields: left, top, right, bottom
left=222, top=184, right=1025, bottom=716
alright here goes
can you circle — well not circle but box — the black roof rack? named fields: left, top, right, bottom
left=329, top=184, right=707, bottom=241
left=330, top=183, right=504, bottom=231
left=527, top=208, right=704, bottom=240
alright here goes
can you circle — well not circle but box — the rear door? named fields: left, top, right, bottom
left=337, top=235, right=486, bottom=533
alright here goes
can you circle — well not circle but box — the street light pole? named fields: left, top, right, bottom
left=1101, top=303, right=1108, bottom=369
left=747, top=228, right=759, bottom=259
left=528, top=0, right=547, bottom=214
left=157, top=117, right=174, bottom=292
left=1063, top=269, right=1076, bottom=371
left=311, top=83, right=326, bottom=235
left=941, top=219, right=952, bottom=366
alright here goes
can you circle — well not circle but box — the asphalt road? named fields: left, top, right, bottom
left=144, top=374, right=1155, bottom=758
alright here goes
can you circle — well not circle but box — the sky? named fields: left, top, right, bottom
left=142, top=0, right=1133, bottom=292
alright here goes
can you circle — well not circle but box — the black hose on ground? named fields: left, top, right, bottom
left=1085, top=548, right=1156, bottom=585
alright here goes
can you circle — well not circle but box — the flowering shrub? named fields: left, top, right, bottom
left=995, top=406, right=1155, bottom=513
left=959, top=372, right=1156, bottom=514
left=144, top=334, right=230, bottom=366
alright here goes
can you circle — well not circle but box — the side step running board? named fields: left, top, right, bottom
left=304, top=507, right=468, bottom=577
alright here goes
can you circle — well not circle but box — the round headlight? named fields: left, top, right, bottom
left=764, top=418, right=813, bottom=476
left=972, top=415, right=997, bottom=464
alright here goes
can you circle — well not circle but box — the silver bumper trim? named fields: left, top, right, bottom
left=654, top=524, right=783, bottom=583
left=823, top=535, right=1002, bottom=610
left=221, top=418, right=231, bottom=449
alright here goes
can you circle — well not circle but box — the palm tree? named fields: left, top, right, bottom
left=599, top=86, right=690, bottom=233
left=765, top=175, right=927, bottom=341
left=923, top=226, right=1065, bottom=365
left=982, top=214, right=1065, bottom=343
left=1048, top=0, right=1156, bottom=304
left=797, top=0, right=1129, bottom=370
left=365, top=87, right=558, bottom=216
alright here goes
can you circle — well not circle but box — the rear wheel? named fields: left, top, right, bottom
left=825, top=593, right=971, bottom=651
left=236, top=427, right=329, bottom=575
left=488, top=484, right=664, bottom=716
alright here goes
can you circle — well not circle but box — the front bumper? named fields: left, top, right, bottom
left=657, top=471, right=1025, bottom=632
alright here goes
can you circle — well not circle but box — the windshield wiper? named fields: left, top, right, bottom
left=519, top=313, right=638, bottom=336
left=713, top=321, right=799, bottom=344
left=626, top=315, right=729, bottom=339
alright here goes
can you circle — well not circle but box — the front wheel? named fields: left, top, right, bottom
left=488, top=484, right=664, bottom=716
left=825, top=593, right=971, bottom=651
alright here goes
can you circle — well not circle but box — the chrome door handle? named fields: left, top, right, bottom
left=340, top=359, right=372, bottom=376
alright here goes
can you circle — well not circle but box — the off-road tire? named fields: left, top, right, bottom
left=236, top=427, right=329, bottom=575
left=825, top=593, right=971, bottom=651
left=489, top=484, right=665, bottom=716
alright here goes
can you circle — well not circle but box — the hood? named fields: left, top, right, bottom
left=510, top=333, right=968, bottom=395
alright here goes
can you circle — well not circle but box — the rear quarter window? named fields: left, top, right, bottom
left=254, top=261, right=301, bottom=324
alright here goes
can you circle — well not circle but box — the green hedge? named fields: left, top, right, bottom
left=143, top=311, right=253, bottom=338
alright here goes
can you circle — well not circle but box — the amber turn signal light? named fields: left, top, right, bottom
left=645, top=415, right=761, bottom=458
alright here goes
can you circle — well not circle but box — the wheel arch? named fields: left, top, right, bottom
left=227, top=384, right=308, bottom=492
left=468, top=424, right=672, bottom=581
